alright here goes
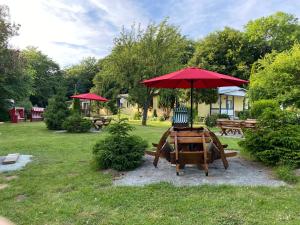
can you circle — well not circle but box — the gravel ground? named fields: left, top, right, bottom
left=113, top=155, right=286, bottom=187
left=0, top=155, right=32, bottom=172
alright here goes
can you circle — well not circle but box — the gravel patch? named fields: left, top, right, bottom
left=215, top=132, right=244, bottom=139
left=0, top=155, right=32, bottom=172
left=114, top=155, right=286, bottom=187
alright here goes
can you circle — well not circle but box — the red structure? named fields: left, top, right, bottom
left=9, top=107, right=25, bottom=123
left=30, top=107, right=44, bottom=122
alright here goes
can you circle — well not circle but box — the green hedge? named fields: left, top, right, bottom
left=240, top=109, right=300, bottom=167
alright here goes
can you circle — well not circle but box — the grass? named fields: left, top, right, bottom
left=275, top=165, right=299, bottom=184
left=0, top=121, right=300, bottom=225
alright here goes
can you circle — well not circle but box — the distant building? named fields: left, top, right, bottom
left=117, top=86, right=248, bottom=119
left=198, top=86, right=248, bottom=118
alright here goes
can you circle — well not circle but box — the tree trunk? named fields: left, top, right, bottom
left=142, top=95, right=152, bottom=126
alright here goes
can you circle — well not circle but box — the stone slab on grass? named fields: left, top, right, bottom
left=0, top=155, right=32, bottom=173
left=114, top=155, right=286, bottom=187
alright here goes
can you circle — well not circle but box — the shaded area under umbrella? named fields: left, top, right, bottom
left=70, top=93, right=108, bottom=117
left=142, top=67, right=248, bottom=128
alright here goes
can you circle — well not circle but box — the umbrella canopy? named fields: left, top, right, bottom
left=70, top=93, right=108, bottom=102
left=142, top=67, right=248, bottom=88
left=142, top=67, right=248, bottom=128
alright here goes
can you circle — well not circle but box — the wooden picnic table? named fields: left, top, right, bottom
left=217, top=119, right=257, bottom=136
left=146, top=126, right=237, bottom=176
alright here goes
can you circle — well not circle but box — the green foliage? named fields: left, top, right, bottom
left=205, top=114, right=230, bottom=127
left=275, top=165, right=298, bottom=184
left=133, top=111, right=142, bottom=120
left=240, top=109, right=300, bottom=167
left=189, top=27, right=253, bottom=80
left=250, top=99, right=279, bottom=119
left=245, top=12, right=300, bottom=54
left=249, top=44, right=300, bottom=108
left=93, top=118, right=147, bottom=171
left=72, top=98, right=81, bottom=114
left=65, top=57, right=100, bottom=97
left=62, top=114, right=92, bottom=133
left=94, top=19, right=189, bottom=125
left=0, top=6, right=33, bottom=113
left=44, top=89, right=69, bottom=130
left=22, top=47, right=63, bottom=107
left=237, top=110, right=251, bottom=120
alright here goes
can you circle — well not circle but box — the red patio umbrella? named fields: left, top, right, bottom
left=142, top=67, right=248, bottom=127
left=70, top=93, right=108, bottom=116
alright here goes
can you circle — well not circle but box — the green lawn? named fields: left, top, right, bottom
left=0, top=122, right=300, bottom=225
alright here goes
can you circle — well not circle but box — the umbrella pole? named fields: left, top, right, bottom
left=190, top=80, right=194, bottom=129
left=89, top=100, right=91, bottom=117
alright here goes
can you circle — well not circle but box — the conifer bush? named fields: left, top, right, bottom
left=93, top=118, right=147, bottom=171
left=44, top=90, right=69, bottom=130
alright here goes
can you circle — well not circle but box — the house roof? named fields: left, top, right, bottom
left=218, top=86, right=246, bottom=97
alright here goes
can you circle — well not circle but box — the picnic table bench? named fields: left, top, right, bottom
left=145, top=127, right=237, bottom=176
left=217, top=119, right=257, bottom=136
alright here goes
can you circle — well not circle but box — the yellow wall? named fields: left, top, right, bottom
left=198, top=95, right=246, bottom=117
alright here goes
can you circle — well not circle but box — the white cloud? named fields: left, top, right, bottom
left=1, top=0, right=300, bottom=66
left=0, top=0, right=148, bottom=67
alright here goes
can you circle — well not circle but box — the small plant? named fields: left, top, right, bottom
left=63, top=114, right=92, bottom=133
left=237, top=110, right=251, bottom=120
left=275, top=165, right=298, bottom=184
left=93, top=118, right=147, bottom=171
left=133, top=111, right=142, bottom=120
left=205, top=114, right=229, bottom=127
left=44, top=89, right=69, bottom=130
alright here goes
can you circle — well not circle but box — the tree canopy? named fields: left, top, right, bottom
left=249, top=43, right=300, bottom=108
left=93, top=20, right=189, bottom=125
left=22, top=47, right=63, bottom=107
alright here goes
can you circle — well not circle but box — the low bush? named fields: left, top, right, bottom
left=275, top=165, right=298, bottom=184
left=93, top=118, right=147, bottom=171
left=237, top=110, right=251, bottom=120
left=250, top=99, right=279, bottom=118
left=240, top=109, right=300, bottom=167
left=133, top=111, right=141, bottom=120
left=62, top=114, right=92, bottom=133
left=205, top=114, right=230, bottom=127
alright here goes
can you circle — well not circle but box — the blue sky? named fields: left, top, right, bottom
left=2, top=0, right=300, bottom=67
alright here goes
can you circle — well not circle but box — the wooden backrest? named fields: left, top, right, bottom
left=170, top=130, right=211, bottom=144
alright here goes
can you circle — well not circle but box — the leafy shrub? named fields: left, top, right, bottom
left=44, top=90, right=69, bottom=130
left=63, top=114, right=92, bottom=133
left=159, top=116, right=165, bottom=121
left=275, top=165, right=298, bottom=184
left=133, top=111, right=141, bottom=120
left=93, top=118, right=147, bottom=171
left=250, top=99, right=279, bottom=118
left=205, top=114, right=230, bottom=127
left=240, top=109, right=300, bottom=167
left=237, top=110, right=251, bottom=120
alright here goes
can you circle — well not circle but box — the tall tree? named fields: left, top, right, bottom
left=0, top=5, right=32, bottom=120
left=245, top=12, right=300, bottom=57
left=22, top=47, right=62, bottom=107
left=65, top=57, right=100, bottom=97
left=249, top=43, right=300, bottom=108
left=96, top=20, right=188, bottom=125
left=189, top=27, right=252, bottom=80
